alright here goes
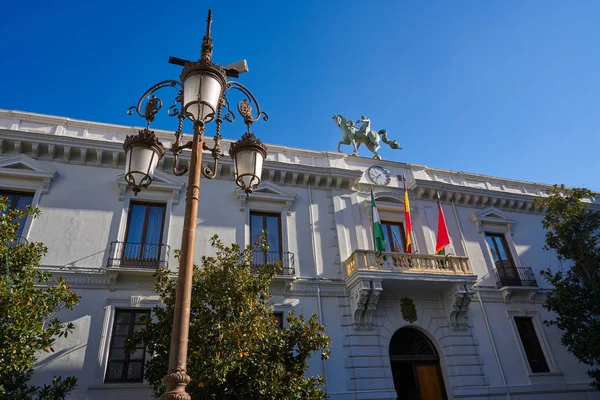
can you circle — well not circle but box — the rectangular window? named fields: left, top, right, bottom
left=0, top=191, right=34, bottom=237
left=485, top=232, right=521, bottom=286
left=514, top=317, right=550, bottom=373
left=274, top=312, right=284, bottom=329
left=123, top=203, right=166, bottom=264
left=250, top=211, right=282, bottom=265
left=381, top=221, right=406, bottom=253
left=484, top=232, right=515, bottom=268
left=105, top=309, right=151, bottom=383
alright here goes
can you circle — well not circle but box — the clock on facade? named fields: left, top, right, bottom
left=367, top=165, right=391, bottom=185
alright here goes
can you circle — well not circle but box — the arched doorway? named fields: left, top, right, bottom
left=389, top=328, right=447, bottom=400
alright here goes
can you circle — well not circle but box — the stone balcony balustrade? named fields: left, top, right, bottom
left=345, top=250, right=472, bottom=279
left=343, top=250, right=477, bottom=332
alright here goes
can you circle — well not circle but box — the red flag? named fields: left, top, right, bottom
left=435, top=199, right=450, bottom=254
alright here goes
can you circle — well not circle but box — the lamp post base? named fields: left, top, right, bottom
left=162, top=369, right=192, bottom=400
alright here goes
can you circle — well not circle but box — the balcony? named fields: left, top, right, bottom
left=345, top=250, right=473, bottom=280
left=250, top=251, right=295, bottom=276
left=344, top=250, right=477, bottom=332
left=494, top=266, right=538, bottom=288
left=107, top=241, right=170, bottom=270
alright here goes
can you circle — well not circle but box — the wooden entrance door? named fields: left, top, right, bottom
left=415, top=364, right=445, bottom=400
left=389, top=328, right=447, bottom=400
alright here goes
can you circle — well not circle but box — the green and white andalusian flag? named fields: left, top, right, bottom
left=371, top=189, right=387, bottom=252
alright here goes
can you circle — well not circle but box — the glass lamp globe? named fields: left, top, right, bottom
left=123, top=129, right=167, bottom=195
left=229, top=132, right=268, bottom=195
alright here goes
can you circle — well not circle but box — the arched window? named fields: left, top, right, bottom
left=389, top=328, right=447, bottom=400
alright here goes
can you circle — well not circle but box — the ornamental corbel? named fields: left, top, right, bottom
left=238, top=195, right=247, bottom=212
left=501, top=288, right=512, bottom=303
left=41, top=177, right=53, bottom=194
left=172, top=189, right=180, bottom=205
left=285, top=200, right=293, bottom=216
left=349, top=279, right=371, bottom=330
left=118, top=183, right=127, bottom=201
left=130, top=295, right=142, bottom=307
left=362, top=280, right=383, bottom=330
left=472, top=218, right=482, bottom=233
left=108, top=270, right=118, bottom=292
left=447, top=283, right=475, bottom=331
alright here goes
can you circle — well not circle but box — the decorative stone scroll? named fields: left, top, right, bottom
left=349, top=278, right=383, bottom=331
left=447, top=283, right=475, bottom=331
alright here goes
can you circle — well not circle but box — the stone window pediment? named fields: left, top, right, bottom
left=0, top=154, right=57, bottom=193
left=236, top=181, right=296, bottom=216
left=375, top=193, right=405, bottom=212
left=471, top=207, right=515, bottom=234
left=116, top=170, right=185, bottom=204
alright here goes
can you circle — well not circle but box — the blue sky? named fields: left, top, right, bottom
left=1, top=0, right=599, bottom=189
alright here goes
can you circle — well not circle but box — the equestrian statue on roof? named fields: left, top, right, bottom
left=332, top=114, right=402, bottom=160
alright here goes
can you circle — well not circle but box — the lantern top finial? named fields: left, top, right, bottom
left=201, top=9, right=213, bottom=61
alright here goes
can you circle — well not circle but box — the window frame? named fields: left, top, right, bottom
left=124, top=202, right=167, bottom=246
left=381, top=220, right=407, bottom=253
left=122, top=202, right=167, bottom=263
left=0, top=190, right=35, bottom=237
left=249, top=211, right=283, bottom=255
left=104, top=308, right=151, bottom=383
left=484, top=232, right=517, bottom=269
left=513, top=316, right=550, bottom=374
left=274, top=311, right=284, bottom=329
left=506, top=310, right=559, bottom=377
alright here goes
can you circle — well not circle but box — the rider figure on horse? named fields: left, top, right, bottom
left=355, top=115, right=371, bottom=137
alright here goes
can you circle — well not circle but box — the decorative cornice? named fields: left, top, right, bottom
left=41, top=267, right=348, bottom=296
left=0, top=129, right=362, bottom=192
left=475, top=287, right=545, bottom=304
left=410, top=179, right=549, bottom=214
left=116, top=170, right=185, bottom=203
left=354, top=183, right=404, bottom=195
left=2, top=109, right=597, bottom=204
left=236, top=180, right=296, bottom=215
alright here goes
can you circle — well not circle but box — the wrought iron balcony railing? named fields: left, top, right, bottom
left=494, top=266, right=538, bottom=288
left=344, top=250, right=473, bottom=278
left=250, top=250, right=295, bottom=276
left=107, top=241, right=170, bottom=270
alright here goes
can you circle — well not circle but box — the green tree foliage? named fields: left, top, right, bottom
left=534, top=184, right=600, bottom=389
left=128, top=235, right=331, bottom=399
left=0, top=198, right=80, bottom=398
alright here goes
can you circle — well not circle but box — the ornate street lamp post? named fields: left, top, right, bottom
left=123, top=10, right=268, bottom=399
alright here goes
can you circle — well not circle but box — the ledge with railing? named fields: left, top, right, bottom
left=107, top=241, right=170, bottom=270
left=250, top=251, right=295, bottom=276
left=344, top=250, right=473, bottom=278
left=494, top=266, right=538, bottom=288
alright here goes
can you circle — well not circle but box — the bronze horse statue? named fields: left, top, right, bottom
left=332, top=114, right=402, bottom=160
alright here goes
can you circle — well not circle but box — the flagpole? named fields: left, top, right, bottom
left=370, top=186, right=375, bottom=252
left=402, top=174, right=418, bottom=253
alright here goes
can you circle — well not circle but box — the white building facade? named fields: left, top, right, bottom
left=1, top=109, right=598, bottom=400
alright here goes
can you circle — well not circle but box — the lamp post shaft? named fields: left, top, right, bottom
left=162, top=120, right=205, bottom=400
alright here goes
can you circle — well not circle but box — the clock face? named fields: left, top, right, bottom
left=367, top=166, right=391, bottom=186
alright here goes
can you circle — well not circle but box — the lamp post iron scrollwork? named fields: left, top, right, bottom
left=122, top=9, right=268, bottom=399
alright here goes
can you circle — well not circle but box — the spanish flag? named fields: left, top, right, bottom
left=403, top=177, right=412, bottom=253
